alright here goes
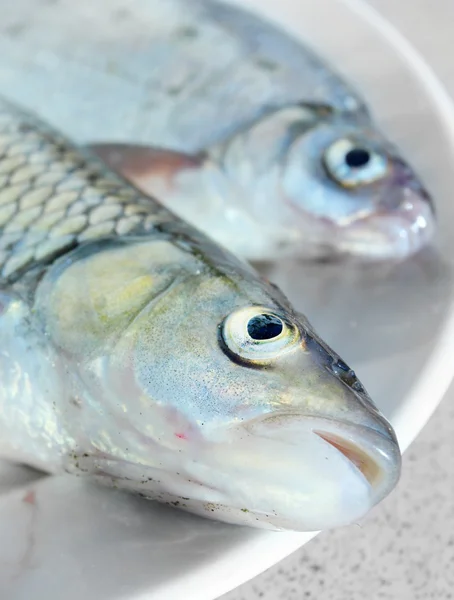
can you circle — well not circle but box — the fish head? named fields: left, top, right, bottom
left=36, top=236, right=401, bottom=531
left=164, top=298, right=402, bottom=532
left=281, top=109, right=435, bottom=260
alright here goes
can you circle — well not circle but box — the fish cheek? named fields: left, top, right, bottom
left=121, top=277, right=249, bottom=425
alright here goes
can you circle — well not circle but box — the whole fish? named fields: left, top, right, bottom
left=0, top=0, right=435, bottom=262
left=0, top=96, right=401, bottom=532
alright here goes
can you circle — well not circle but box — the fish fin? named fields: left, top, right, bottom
left=87, top=143, right=207, bottom=196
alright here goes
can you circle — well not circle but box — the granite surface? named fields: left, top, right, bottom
left=221, top=2, right=454, bottom=598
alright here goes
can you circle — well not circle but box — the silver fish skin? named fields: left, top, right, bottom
left=0, top=96, right=401, bottom=532
left=90, top=104, right=435, bottom=263
left=0, top=0, right=436, bottom=262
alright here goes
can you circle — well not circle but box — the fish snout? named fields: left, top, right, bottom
left=369, top=158, right=437, bottom=259
left=392, top=156, right=435, bottom=213
left=243, top=412, right=401, bottom=527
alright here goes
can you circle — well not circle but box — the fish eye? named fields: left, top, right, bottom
left=345, top=147, right=371, bottom=168
left=323, top=138, right=389, bottom=187
left=247, top=313, right=283, bottom=340
left=220, top=306, right=301, bottom=365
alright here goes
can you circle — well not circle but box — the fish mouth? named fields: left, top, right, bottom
left=243, top=412, right=401, bottom=495
left=313, top=430, right=381, bottom=486
left=333, top=188, right=436, bottom=261
left=73, top=412, right=401, bottom=532
left=182, top=413, right=403, bottom=531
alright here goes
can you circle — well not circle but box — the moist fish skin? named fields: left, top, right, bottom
left=0, top=96, right=401, bottom=532
left=90, top=103, right=435, bottom=263
left=0, top=0, right=436, bottom=262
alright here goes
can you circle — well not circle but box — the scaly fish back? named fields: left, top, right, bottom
left=0, top=97, right=173, bottom=284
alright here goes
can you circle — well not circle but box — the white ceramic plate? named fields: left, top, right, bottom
left=1, top=0, right=454, bottom=598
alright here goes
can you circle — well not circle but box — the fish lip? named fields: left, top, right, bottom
left=236, top=412, right=401, bottom=521
left=326, top=186, right=436, bottom=261
left=313, top=430, right=385, bottom=486
left=242, top=412, right=401, bottom=480
left=243, top=410, right=398, bottom=444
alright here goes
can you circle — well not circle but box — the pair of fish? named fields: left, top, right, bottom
left=0, top=0, right=411, bottom=533
left=0, top=0, right=436, bottom=263
left=0, top=96, right=401, bottom=532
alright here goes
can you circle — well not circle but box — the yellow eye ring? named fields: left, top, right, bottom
left=220, top=305, right=301, bottom=365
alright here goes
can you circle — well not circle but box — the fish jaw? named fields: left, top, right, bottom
left=61, top=408, right=400, bottom=532
left=324, top=172, right=436, bottom=261
left=174, top=371, right=400, bottom=531
left=281, top=186, right=436, bottom=263
left=222, top=414, right=400, bottom=531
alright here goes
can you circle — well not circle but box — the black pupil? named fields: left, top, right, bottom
left=345, top=148, right=370, bottom=168
left=247, top=314, right=283, bottom=340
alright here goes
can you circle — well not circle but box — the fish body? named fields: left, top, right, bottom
left=0, top=97, right=401, bottom=531
left=91, top=102, right=435, bottom=262
left=0, top=0, right=365, bottom=148
left=0, top=0, right=435, bottom=262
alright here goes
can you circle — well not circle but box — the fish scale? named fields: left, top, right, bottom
left=0, top=97, right=174, bottom=283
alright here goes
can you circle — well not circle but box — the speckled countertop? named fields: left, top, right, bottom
left=221, top=2, right=454, bottom=598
